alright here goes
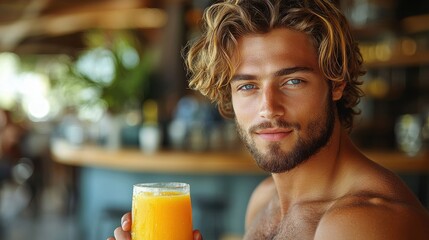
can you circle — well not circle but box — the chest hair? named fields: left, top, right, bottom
left=244, top=201, right=331, bottom=240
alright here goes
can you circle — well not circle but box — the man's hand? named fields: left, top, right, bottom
left=106, top=212, right=132, bottom=240
left=107, top=212, right=203, bottom=240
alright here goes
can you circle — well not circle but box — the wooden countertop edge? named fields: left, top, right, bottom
left=51, top=141, right=429, bottom=174
left=363, top=150, right=429, bottom=173
left=51, top=141, right=266, bottom=174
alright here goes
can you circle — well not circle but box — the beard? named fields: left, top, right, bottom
left=236, top=95, right=336, bottom=173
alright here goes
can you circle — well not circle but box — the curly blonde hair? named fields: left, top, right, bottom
left=185, top=0, right=365, bottom=130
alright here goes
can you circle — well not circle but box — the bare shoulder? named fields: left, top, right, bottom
left=314, top=154, right=429, bottom=240
left=314, top=192, right=429, bottom=240
left=245, top=176, right=276, bottom=229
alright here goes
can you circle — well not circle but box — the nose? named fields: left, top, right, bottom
left=258, top=86, right=285, bottom=119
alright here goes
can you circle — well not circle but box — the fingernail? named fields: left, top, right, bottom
left=122, top=220, right=129, bottom=229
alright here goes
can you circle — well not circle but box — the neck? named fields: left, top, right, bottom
left=271, top=123, right=354, bottom=212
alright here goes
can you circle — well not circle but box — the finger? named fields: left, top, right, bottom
left=106, top=237, right=115, bottom=240
left=114, top=226, right=131, bottom=240
left=193, top=230, right=203, bottom=240
left=121, top=212, right=132, bottom=231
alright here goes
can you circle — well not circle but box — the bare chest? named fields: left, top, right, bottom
left=243, top=202, right=329, bottom=240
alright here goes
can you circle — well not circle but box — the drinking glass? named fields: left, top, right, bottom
left=131, top=182, right=193, bottom=240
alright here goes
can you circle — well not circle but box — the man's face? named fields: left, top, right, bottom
left=230, top=28, right=342, bottom=173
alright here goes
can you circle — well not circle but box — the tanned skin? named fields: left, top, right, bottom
left=233, top=29, right=429, bottom=240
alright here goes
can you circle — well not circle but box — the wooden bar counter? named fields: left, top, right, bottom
left=51, top=140, right=429, bottom=174
left=51, top=140, right=265, bottom=174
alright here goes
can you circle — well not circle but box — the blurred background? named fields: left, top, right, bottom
left=0, top=0, right=428, bottom=239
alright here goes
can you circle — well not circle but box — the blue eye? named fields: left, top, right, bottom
left=239, top=84, right=256, bottom=91
left=286, top=79, right=302, bottom=85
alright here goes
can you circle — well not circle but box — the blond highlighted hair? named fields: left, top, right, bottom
left=185, top=0, right=365, bottom=130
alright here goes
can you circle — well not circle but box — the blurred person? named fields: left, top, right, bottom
left=0, top=110, right=25, bottom=161
left=0, top=109, right=31, bottom=218
left=109, top=0, right=429, bottom=239
left=0, top=109, right=27, bottom=181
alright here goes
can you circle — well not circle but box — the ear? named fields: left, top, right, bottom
left=332, top=80, right=346, bottom=101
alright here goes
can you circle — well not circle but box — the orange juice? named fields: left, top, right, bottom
left=131, top=183, right=193, bottom=240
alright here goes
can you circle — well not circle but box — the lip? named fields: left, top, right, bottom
left=255, top=128, right=293, bottom=141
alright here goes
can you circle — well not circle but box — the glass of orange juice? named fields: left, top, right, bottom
left=131, top=182, right=193, bottom=240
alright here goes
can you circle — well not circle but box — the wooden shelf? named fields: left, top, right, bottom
left=51, top=140, right=429, bottom=174
left=363, top=150, right=429, bottom=173
left=364, top=52, right=429, bottom=69
left=51, top=140, right=266, bottom=175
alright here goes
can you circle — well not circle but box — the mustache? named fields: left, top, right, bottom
left=249, top=120, right=301, bottom=133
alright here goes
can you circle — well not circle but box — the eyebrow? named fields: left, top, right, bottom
left=231, top=66, right=314, bottom=81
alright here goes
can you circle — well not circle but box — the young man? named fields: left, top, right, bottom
left=109, top=0, right=429, bottom=239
